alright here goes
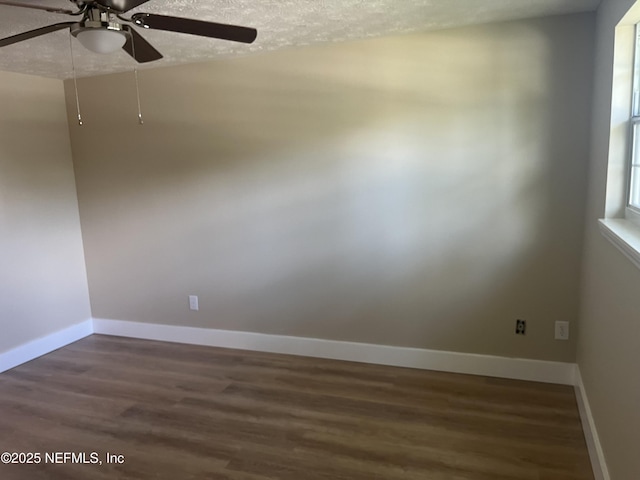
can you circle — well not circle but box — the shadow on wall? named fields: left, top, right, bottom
left=68, top=14, right=593, bottom=361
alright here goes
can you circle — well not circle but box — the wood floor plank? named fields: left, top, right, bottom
left=0, top=334, right=594, bottom=479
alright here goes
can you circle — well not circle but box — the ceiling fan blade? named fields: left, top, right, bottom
left=95, top=0, right=150, bottom=13
left=122, top=25, right=162, bottom=63
left=131, top=13, right=257, bottom=44
left=0, top=1, right=74, bottom=14
left=0, top=22, right=75, bottom=47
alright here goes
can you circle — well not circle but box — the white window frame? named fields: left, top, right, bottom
left=627, top=24, right=640, bottom=227
left=598, top=15, right=640, bottom=272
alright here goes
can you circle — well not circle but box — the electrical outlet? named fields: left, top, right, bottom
left=515, top=319, right=526, bottom=335
left=188, top=295, right=199, bottom=311
left=555, top=321, right=569, bottom=340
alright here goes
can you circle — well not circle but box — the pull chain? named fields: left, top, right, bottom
left=130, top=36, right=144, bottom=125
left=68, top=32, right=83, bottom=126
left=134, top=67, right=143, bottom=125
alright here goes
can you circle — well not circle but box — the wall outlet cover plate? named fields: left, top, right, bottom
left=555, top=321, right=569, bottom=340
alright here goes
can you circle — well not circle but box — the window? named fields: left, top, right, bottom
left=628, top=25, right=640, bottom=224
left=597, top=17, right=640, bottom=271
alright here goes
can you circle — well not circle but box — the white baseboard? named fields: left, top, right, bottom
left=0, top=320, right=93, bottom=374
left=92, top=318, right=576, bottom=385
left=575, top=367, right=610, bottom=480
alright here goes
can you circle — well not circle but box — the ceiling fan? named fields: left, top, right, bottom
left=0, top=0, right=258, bottom=63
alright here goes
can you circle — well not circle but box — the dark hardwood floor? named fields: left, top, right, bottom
left=0, top=335, right=593, bottom=479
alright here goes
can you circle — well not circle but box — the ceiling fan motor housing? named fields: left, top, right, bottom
left=70, top=9, right=128, bottom=54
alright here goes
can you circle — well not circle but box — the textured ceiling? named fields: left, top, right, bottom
left=0, top=0, right=600, bottom=79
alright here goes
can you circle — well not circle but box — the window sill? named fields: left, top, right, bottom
left=598, top=218, right=640, bottom=270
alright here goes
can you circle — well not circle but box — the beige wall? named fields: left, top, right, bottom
left=578, top=0, right=640, bottom=478
left=0, top=71, right=91, bottom=353
left=67, top=13, right=593, bottom=362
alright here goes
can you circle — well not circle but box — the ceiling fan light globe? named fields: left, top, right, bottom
left=76, top=29, right=127, bottom=54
